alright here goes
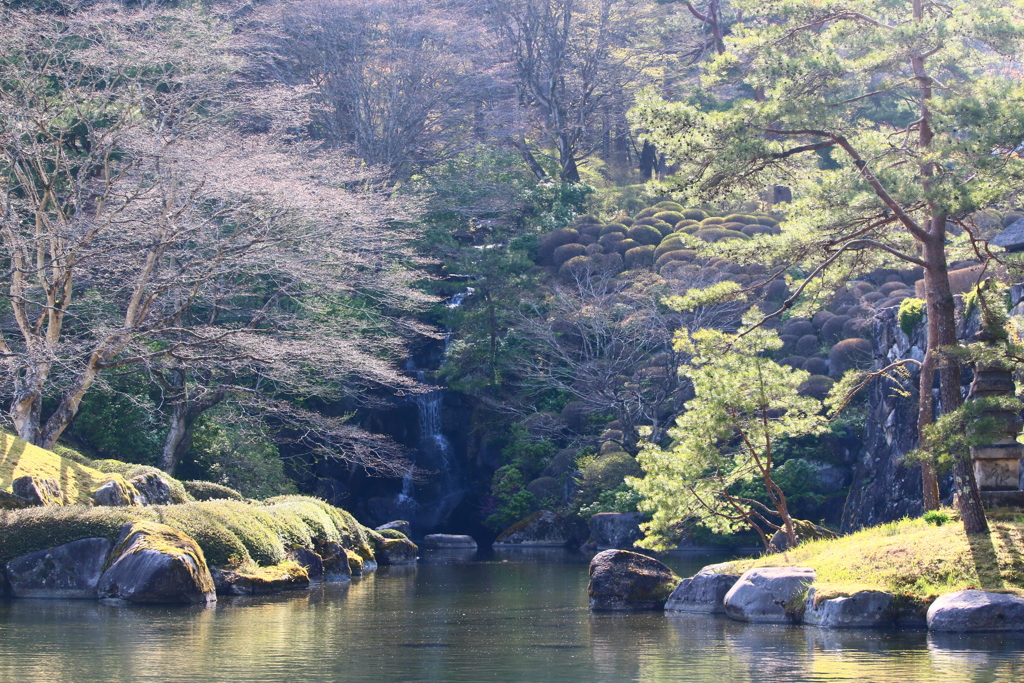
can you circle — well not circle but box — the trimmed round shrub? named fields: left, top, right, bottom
left=600, top=223, right=628, bottom=236
left=553, top=243, right=587, bottom=267
left=183, top=481, right=244, bottom=502
left=1003, top=211, right=1024, bottom=227
left=559, top=255, right=595, bottom=280
left=803, top=357, right=829, bottom=375
left=812, top=311, right=834, bottom=330
left=526, top=476, right=561, bottom=502
left=878, top=296, right=906, bottom=309
left=783, top=319, right=815, bottom=338
left=655, top=236, right=688, bottom=258
left=700, top=216, right=726, bottom=226
left=576, top=224, right=603, bottom=238
left=578, top=233, right=597, bottom=246
left=674, top=219, right=699, bottom=230
left=585, top=243, right=605, bottom=256
left=654, top=201, right=685, bottom=212
left=741, top=225, right=774, bottom=237
left=625, top=245, right=656, bottom=269
left=829, top=338, right=873, bottom=378
left=660, top=260, right=696, bottom=278
left=681, top=208, right=708, bottom=220
left=765, top=279, right=790, bottom=300
left=862, top=291, right=884, bottom=304
left=653, top=211, right=685, bottom=225
left=634, top=207, right=659, bottom=219
left=799, top=375, right=835, bottom=401
left=879, top=281, right=906, bottom=296
left=615, top=238, right=641, bottom=254
left=722, top=214, right=753, bottom=224
left=781, top=355, right=806, bottom=368
left=754, top=216, right=779, bottom=227
left=599, top=232, right=626, bottom=248
left=655, top=250, right=693, bottom=269
left=695, top=228, right=749, bottom=243
left=677, top=224, right=700, bottom=235
left=854, top=282, right=875, bottom=295
left=778, top=334, right=799, bottom=354
left=579, top=452, right=642, bottom=502
left=627, top=224, right=663, bottom=246
left=795, top=334, right=820, bottom=356
left=721, top=221, right=747, bottom=231
left=842, top=317, right=870, bottom=339
left=573, top=214, right=603, bottom=226
left=819, top=315, right=851, bottom=343
left=538, top=228, right=580, bottom=263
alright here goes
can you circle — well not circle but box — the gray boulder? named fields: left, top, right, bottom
left=287, top=548, right=324, bottom=581
left=588, top=549, right=679, bottom=611
left=723, top=566, right=816, bottom=623
left=664, top=572, right=740, bottom=613
left=803, top=587, right=894, bottom=628
left=12, top=476, right=62, bottom=506
left=92, top=479, right=143, bottom=507
left=422, top=534, right=477, bottom=549
left=375, top=537, right=418, bottom=565
left=927, top=589, right=1024, bottom=632
left=212, top=565, right=310, bottom=596
left=589, top=512, right=644, bottom=550
left=6, top=538, right=112, bottom=599
left=494, top=510, right=570, bottom=547
left=375, top=520, right=412, bottom=536
left=130, top=472, right=173, bottom=506
left=318, top=541, right=353, bottom=582
left=97, top=521, right=216, bottom=604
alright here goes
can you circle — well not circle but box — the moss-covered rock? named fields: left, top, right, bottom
left=212, top=560, right=310, bottom=595
left=588, top=549, right=679, bottom=611
left=494, top=510, right=572, bottom=547
left=97, top=521, right=216, bottom=604
left=92, top=476, right=143, bottom=507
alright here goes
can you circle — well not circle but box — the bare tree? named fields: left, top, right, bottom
left=266, top=0, right=495, bottom=178
left=0, top=6, right=431, bottom=466
left=485, top=0, right=650, bottom=182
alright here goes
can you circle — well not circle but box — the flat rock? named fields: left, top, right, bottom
left=12, top=476, right=62, bottom=506
left=803, top=588, right=894, bottom=628
left=375, top=520, right=412, bottom=536
left=212, top=565, right=310, bottom=596
left=664, top=572, right=740, bottom=613
left=97, top=521, right=216, bottom=604
left=927, top=589, right=1024, bottom=632
left=723, top=567, right=816, bottom=623
left=422, top=534, right=477, bottom=549
left=589, top=512, right=643, bottom=550
left=6, top=538, right=112, bottom=599
left=494, top=510, right=570, bottom=547
left=588, top=549, right=679, bottom=611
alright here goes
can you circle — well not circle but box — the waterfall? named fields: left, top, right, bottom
left=393, top=288, right=472, bottom=529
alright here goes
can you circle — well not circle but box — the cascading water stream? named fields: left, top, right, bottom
left=395, top=288, right=473, bottom=527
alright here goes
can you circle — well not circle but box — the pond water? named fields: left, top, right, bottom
left=1, top=548, right=1022, bottom=682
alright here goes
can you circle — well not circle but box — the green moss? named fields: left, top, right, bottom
left=897, top=297, right=925, bottom=335
left=183, top=480, right=244, bottom=501
left=111, top=521, right=215, bottom=593
left=376, top=527, right=408, bottom=540
left=0, top=506, right=140, bottom=562
left=1, top=431, right=117, bottom=504
left=90, top=460, right=191, bottom=504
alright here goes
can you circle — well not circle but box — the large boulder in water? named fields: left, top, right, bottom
left=494, top=511, right=572, bottom=547
left=6, top=537, right=112, bottom=599
left=97, top=521, right=216, bottom=604
left=588, top=549, right=679, bottom=611
left=724, top=567, right=816, bottom=623
left=375, top=538, right=419, bottom=565
left=927, top=590, right=1024, bottom=632
left=803, top=587, right=895, bottom=628
left=422, top=534, right=477, bottom=549
left=375, top=520, right=412, bottom=536
left=664, top=567, right=741, bottom=613
left=589, top=512, right=643, bottom=549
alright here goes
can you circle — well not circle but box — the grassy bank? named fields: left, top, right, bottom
left=722, top=510, right=1024, bottom=601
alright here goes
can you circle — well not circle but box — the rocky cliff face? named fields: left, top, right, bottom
left=839, top=289, right=1017, bottom=531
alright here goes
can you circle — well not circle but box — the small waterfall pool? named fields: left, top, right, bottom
left=1, top=549, right=1020, bottom=682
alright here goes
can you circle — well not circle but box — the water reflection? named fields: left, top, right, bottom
left=0, top=548, right=1021, bottom=682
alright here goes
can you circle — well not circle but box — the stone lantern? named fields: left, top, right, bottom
left=968, top=363, right=1024, bottom=506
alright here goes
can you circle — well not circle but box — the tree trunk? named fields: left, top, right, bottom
left=159, top=374, right=228, bottom=476
left=40, top=363, right=101, bottom=450
left=922, top=225, right=989, bottom=533
left=917, top=333, right=941, bottom=511
left=639, top=141, right=657, bottom=180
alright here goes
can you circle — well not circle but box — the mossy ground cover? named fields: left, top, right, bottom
left=722, top=509, right=1024, bottom=602
left=0, top=432, right=378, bottom=571
left=0, top=431, right=117, bottom=505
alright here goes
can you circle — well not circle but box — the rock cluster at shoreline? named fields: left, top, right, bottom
left=588, top=550, right=1024, bottom=633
